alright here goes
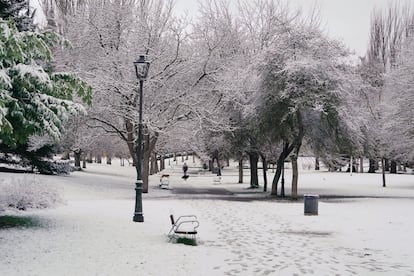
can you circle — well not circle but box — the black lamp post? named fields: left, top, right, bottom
left=133, top=55, right=150, bottom=223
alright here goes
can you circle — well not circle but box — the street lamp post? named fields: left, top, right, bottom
left=133, top=55, right=150, bottom=223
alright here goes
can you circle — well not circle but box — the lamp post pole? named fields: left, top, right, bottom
left=133, top=79, right=144, bottom=222
left=133, top=55, right=149, bottom=223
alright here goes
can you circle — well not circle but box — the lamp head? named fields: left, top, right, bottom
left=134, top=55, right=150, bottom=80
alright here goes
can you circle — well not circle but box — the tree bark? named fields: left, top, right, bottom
left=390, top=160, right=397, bottom=174
left=360, top=157, right=364, bottom=173
left=281, top=160, right=285, bottom=197
left=125, top=118, right=136, bottom=166
left=82, top=152, right=86, bottom=169
left=381, top=158, right=386, bottom=187
left=212, top=151, right=222, bottom=176
left=87, top=152, right=93, bottom=163
left=384, top=158, right=390, bottom=171
left=368, top=159, right=376, bottom=173
left=271, top=142, right=294, bottom=196
left=74, top=149, right=81, bottom=168
left=150, top=152, right=158, bottom=175
left=291, top=155, right=298, bottom=200
left=238, top=158, right=243, bottom=184
left=160, top=155, right=165, bottom=171
left=248, top=151, right=259, bottom=188
left=96, top=154, right=102, bottom=164
left=261, top=153, right=268, bottom=192
left=290, top=109, right=304, bottom=200
left=142, top=131, right=158, bottom=193
left=216, top=158, right=222, bottom=176
left=315, top=156, right=320, bottom=170
left=150, top=154, right=155, bottom=175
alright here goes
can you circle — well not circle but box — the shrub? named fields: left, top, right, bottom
left=0, top=176, right=63, bottom=211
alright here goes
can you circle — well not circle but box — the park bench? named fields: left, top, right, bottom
left=159, top=174, right=170, bottom=189
left=168, top=214, right=199, bottom=242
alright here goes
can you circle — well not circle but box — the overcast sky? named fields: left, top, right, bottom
left=30, top=0, right=398, bottom=57
left=175, top=0, right=398, bottom=57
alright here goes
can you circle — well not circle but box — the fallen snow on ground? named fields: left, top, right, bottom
left=1, top=158, right=414, bottom=275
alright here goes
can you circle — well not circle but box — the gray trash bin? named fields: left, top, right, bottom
left=304, top=194, right=319, bottom=215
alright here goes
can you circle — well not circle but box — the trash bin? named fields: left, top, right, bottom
left=304, top=194, right=319, bottom=215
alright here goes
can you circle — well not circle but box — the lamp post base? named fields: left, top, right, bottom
left=133, top=179, right=144, bottom=223
left=133, top=213, right=144, bottom=222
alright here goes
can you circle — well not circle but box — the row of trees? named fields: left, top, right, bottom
left=1, top=0, right=412, bottom=197
left=46, top=0, right=414, bottom=195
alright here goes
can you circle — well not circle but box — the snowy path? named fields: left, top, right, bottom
left=1, top=162, right=414, bottom=275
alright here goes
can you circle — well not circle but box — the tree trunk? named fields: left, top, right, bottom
left=87, top=152, right=93, bottom=163
left=106, top=154, right=111, bottom=165
left=216, top=158, right=222, bottom=176
left=238, top=158, right=243, bottom=184
left=381, top=158, right=386, bottom=187
left=390, top=160, right=397, bottom=174
left=384, top=158, right=390, bottom=171
left=142, top=131, right=158, bottom=193
left=74, top=149, right=81, bottom=168
left=160, top=155, right=165, bottom=171
left=143, top=147, right=150, bottom=193
left=181, top=154, right=184, bottom=162
left=261, top=153, right=268, bottom=192
left=271, top=142, right=293, bottom=196
left=209, top=160, right=213, bottom=172
left=315, top=156, right=320, bottom=170
left=125, top=118, right=136, bottom=166
left=368, top=159, right=376, bottom=173
left=248, top=152, right=259, bottom=188
left=290, top=109, right=303, bottom=200
left=212, top=151, right=222, bottom=176
left=291, top=155, right=298, bottom=200
left=82, top=152, right=86, bottom=169
left=360, top=157, right=364, bottom=173
left=96, top=154, right=102, bottom=164
left=192, top=153, right=195, bottom=163
left=150, top=152, right=158, bottom=175
left=281, top=160, right=285, bottom=197
left=150, top=154, right=154, bottom=175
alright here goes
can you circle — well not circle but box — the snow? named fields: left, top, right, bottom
left=14, top=64, right=50, bottom=85
left=30, top=0, right=47, bottom=29
left=0, top=69, right=12, bottom=88
left=1, top=158, right=414, bottom=275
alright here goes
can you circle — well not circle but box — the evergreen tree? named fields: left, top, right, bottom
left=0, top=0, right=34, bottom=31
left=0, top=19, right=92, bottom=173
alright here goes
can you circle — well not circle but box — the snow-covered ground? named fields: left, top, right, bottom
left=1, top=158, right=414, bottom=275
